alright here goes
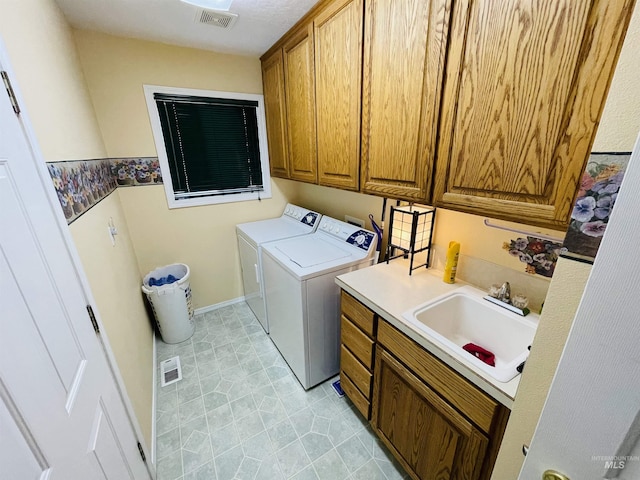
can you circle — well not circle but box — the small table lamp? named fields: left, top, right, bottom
left=386, top=204, right=436, bottom=275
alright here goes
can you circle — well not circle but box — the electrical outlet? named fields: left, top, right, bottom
left=345, top=215, right=365, bottom=228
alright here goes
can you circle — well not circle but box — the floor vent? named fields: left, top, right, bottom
left=160, top=356, right=182, bottom=387
left=197, top=9, right=238, bottom=29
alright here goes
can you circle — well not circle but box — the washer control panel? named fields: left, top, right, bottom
left=346, top=230, right=376, bottom=251
left=283, top=204, right=320, bottom=227
left=319, top=218, right=377, bottom=252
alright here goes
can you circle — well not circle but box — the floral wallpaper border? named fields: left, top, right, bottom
left=501, top=152, right=631, bottom=275
left=48, top=157, right=162, bottom=224
left=112, top=157, right=163, bottom=186
left=563, top=152, right=631, bottom=262
left=503, top=236, right=566, bottom=278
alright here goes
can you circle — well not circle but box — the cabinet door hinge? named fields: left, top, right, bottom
left=1, top=71, right=20, bottom=114
left=86, top=305, right=100, bottom=334
left=137, top=442, right=146, bottom=463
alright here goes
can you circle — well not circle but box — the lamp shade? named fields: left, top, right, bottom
left=386, top=204, right=436, bottom=275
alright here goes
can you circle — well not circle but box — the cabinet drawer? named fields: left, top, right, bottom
left=341, top=316, right=374, bottom=368
left=341, top=291, right=376, bottom=336
left=341, top=345, right=372, bottom=398
left=377, top=321, right=499, bottom=433
left=340, top=370, right=370, bottom=419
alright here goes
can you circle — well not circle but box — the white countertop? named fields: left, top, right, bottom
left=336, top=260, right=522, bottom=408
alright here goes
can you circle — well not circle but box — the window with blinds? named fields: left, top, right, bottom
left=144, top=86, right=272, bottom=208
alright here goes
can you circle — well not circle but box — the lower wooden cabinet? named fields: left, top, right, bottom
left=372, top=346, right=488, bottom=480
left=339, top=290, right=510, bottom=480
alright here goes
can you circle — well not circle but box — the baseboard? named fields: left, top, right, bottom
left=194, top=295, right=246, bottom=315
left=151, top=333, right=157, bottom=465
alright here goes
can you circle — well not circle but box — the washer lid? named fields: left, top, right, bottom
left=236, top=217, right=312, bottom=246
left=275, top=237, right=351, bottom=268
left=236, top=204, right=322, bottom=246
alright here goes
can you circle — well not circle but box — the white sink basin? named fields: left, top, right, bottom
left=402, top=286, right=538, bottom=383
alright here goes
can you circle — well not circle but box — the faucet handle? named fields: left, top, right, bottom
left=511, top=293, right=529, bottom=309
left=488, top=284, right=502, bottom=298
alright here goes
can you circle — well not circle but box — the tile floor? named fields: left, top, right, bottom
left=155, top=302, right=409, bottom=480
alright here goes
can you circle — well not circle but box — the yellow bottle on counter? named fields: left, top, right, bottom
left=443, top=241, right=460, bottom=284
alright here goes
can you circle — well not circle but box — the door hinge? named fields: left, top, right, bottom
left=1, top=71, right=20, bottom=114
left=86, top=305, right=100, bottom=334
left=137, top=442, right=146, bottom=463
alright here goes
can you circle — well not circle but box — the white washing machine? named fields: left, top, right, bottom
left=261, top=216, right=377, bottom=389
left=236, top=204, right=321, bottom=333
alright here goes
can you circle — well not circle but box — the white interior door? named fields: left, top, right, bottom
left=520, top=134, right=640, bottom=479
left=0, top=63, right=150, bottom=479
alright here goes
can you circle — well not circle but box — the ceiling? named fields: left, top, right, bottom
left=54, top=0, right=318, bottom=57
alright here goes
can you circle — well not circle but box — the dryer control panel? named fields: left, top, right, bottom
left=319, top=218, right=377, bottom=253
left=283, top=204, right=320, bottom=227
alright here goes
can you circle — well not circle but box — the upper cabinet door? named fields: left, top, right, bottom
left=314, top=0, right=364, bottom=191
left=261, top=49, right=289, bottom=179
left=283, top=24, right=318, bottom=184
left=361, top=0, right=451, bottom=202
left=434, top=0, right=636, bottom=229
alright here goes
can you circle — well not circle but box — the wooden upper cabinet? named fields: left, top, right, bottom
left=261, top=49, right=289, bottom=179
left=360, top=0, right=451, bottom=202
left=283, top=24, right=318, bottom=184
left=314, top=0, right=364, bottom=190
left=434, top=0, right=636, bottom=229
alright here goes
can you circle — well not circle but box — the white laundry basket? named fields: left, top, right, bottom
left=142, top=263, right=194, bottom=344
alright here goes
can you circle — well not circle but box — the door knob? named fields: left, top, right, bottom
left=543, top=470, right=570, bottom=480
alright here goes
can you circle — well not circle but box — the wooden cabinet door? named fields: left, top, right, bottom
left=434, top=0, right=635, bottom=229
left=314, top=0, right=363, bottom=190
left=372, top=347, right=488, bottom=480
left=360, top=0, right=451, bottom=201
left=283, top=24, right=318, bottom=184
left=261, top=49, right=289, bottom=179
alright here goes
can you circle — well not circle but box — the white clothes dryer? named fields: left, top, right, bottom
left=261, top=216, right=377, bottom=389
left=236, top=204, right=321, bottom=333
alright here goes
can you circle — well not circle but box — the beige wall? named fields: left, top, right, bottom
left=0, top=0, right=154, bottom=448
left=70, top=192, right=154, bottom=445
left=294, top=184, right=562, bottom=311
left=592, top=3, right=640, bottom=152
left=72, top=30, right=296, bottom=308
left=118, top=181, right=297, bottom=308
left=293, top=183, right=564, bottom=264
left=286, top=182, right=385, bottom=232
left=0, top=0, right=106, bottom=161
left=73, top=29, right=263, bottom=157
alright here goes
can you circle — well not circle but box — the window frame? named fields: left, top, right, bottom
left=144, top=84, right=272, bottom=208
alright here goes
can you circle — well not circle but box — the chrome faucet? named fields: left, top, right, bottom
left=497, top=282, right=511, bottom=303
left=485, top=281, right=529, bottom=316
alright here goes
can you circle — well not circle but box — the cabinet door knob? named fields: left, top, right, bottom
left=542, top=470, right=570, bottom=480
